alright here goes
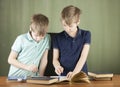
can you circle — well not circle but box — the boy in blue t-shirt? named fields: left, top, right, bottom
left=8, top=14, right=50, bottom=77
left=53, top=5, right=91, bottom=79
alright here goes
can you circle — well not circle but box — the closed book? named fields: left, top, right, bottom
left=7, top=76, right=27, bottom=82
left=88, top=72, right=113, bottom=81
left=27, top=76, right=58, bottom=84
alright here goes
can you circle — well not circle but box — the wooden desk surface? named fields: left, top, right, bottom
left=0, top=75, right=120, bottom=87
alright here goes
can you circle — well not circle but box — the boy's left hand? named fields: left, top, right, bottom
left=66, top=71, right=74, bottom=79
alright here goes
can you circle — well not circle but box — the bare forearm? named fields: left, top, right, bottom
left=39, top=61, right=47, bottom=76
left=73, top=44, right=90, bottom=74
left=8, top=51, right=38, bottom=72
left=8, top=58, right=28, bottom=70
left=53, top=49, right=64, bottom=75
left=53, top=49, right=61, bottom=67
left=39, top=50, right=48, bottom=76
left=53, top=59, right=60, bottom=67
left=73, top=57, right=87, bottom=74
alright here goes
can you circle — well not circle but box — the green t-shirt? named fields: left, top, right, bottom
left=8, top=32, right=50, bottom=77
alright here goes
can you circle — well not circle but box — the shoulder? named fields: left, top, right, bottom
left=45, top=33, right=50, bottom=38
left=58, top=31, right=64, bottom=35
left=15, top=33, right=27, bottom=41
left=80, top=29, right=91, bottom=37
left=44, top=33, right=51, bottom=40
left=79, top=29, right=91, bottom=43
left=80, top=29, right=91, bottom=34
left=55, top=31, right=65, bottom=38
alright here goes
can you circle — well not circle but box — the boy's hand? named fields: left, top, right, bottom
left=55, top=65, right=64, bottom=75
left=67, top=71, right=78, bottom=79
left=26, top=64, right=38, bottom=73
left=67, top=71, right=74, bottom=79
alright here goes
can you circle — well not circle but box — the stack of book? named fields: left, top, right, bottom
left=88, top=72, right=113, bottom=81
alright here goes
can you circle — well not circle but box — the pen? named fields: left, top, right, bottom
left=58, top=74, right=61, bottom=81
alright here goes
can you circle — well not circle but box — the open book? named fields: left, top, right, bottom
left=88, top=72, right=113, bottom=81
left=26, top=71, right=90, bottom=84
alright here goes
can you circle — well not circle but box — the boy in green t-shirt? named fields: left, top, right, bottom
left=8, top=14, right=50, bottom=77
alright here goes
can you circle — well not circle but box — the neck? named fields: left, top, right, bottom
left=68, top=28, right=78, bottom=38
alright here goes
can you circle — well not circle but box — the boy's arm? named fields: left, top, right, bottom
left=67, top=44, right=90, bottom=78
left=74, top=44, right=90, bottom=74
left=39, top=49, right=48, bottom=76
left=53, top=49, right=64, bottom=75
left=8, top=50, right=38, bottom=72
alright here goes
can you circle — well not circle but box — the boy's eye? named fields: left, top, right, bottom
left=63, top=24, right=67, bottom=27
left=64, top=24, right=66, bottom=26
left=68, top=25, right=73, bottom=28
left=69, top=25, right=72, bottom=27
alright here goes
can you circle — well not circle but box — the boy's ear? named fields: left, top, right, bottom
left=29, top=25, right=32, bottom=31
left=77, top=19, right=80, bottom=25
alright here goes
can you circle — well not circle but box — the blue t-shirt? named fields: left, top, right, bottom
left=53, top=27, right=91, bottom=75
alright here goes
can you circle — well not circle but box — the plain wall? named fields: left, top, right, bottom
left=0, top=0, right=120, bottom=76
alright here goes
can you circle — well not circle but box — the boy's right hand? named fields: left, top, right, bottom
left=55, top=65, right=64, bottom=75
left=26, top=64, right=38, bottom=73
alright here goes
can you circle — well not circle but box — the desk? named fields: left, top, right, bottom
left=0, top=75, right=120, bottom=87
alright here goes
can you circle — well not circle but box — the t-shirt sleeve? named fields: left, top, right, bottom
left=53, top=35, right=59, bottom=49
left=11, top=36, right=22, bottom=53
left=46, top=34, right=51, bottom=50
left=84, top=31, right=91, bottom=44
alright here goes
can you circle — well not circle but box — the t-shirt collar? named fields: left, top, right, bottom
left=27, top=31, right=46, bottom=42
left=64, top=26, right=81, bottom=39
left=27, top=31, right=33, bottom=41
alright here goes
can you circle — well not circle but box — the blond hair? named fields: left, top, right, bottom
left=61, top=5, right=81, bottom=26
left=30, top=14, right=49, bottom=36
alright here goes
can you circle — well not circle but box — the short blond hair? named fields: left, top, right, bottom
left=61, top=5, right=81, bottom=26
left=30, top=14, right=49, bottom=36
